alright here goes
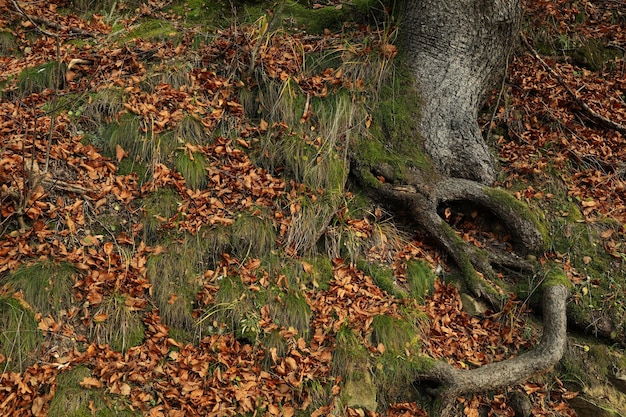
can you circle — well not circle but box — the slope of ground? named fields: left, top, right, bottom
left=0, top=0, right=624, bottom=416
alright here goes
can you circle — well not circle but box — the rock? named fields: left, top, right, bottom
left=509, top=390, right=532, bottom=417
left=343, top=371, right=378, bottom=412
left=460, top=293, right=488, bottom=317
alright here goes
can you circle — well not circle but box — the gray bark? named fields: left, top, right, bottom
left=402, top=0, right=521, bottom=184
left=351, top=1, right=571, bottom=414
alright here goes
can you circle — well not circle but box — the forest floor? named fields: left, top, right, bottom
left=0, top=0, right=625, bottom=416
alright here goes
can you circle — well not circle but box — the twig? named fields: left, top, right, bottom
left=522, top=33, right=626, bottom=134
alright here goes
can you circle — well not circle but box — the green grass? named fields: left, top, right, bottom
left=17, top=61, right=65, bottom=96
left=332, top=325, right=369, bottom=379
left=89, top=293, right=145, bottom=352
left=176, top=150, right=208, bottom=189
left=230, top=211, right=277, bottom=259
left=49, top=366, right=141, bottom=417
left=270, top=289, right=311, bottom=338
left=7, top=261, right=76, bottom=317
left=80, top=88, right=124, bottom=130
left=405, top=259, right=435, bottom=302
left=0, top=30, right=16, bottom=56
left=207, top=275, right=261, bottom=343
left=147, top=235, right=208, bottom=334
left=142, top=188, right=182, bottom=243
left=0, top=296, right=42, bottom=372
left=123, top=18, right=178, bottom=42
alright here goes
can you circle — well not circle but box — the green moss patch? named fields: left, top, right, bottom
left=123, top=18, right=178, bottom=42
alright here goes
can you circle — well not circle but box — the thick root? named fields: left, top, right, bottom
left=420, top=284, right=570, bottom=417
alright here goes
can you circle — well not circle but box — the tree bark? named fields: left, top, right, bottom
left=351, top=1, right=571, bottom=414
left=402, top=0, right=521, bottom=184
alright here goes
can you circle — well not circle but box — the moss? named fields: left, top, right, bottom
left=0, top=295, right=42, bottom=372
left=17, top=61, right=65, bottom=96
left=7, top=261, right=76, bottom=317
left=167, top=0, right=230, bottom=25
left=483, top=187, right=550, bottom=251
left=123, top=18, right=178, bottom=42
left=282, top=0, right=382, bottom=34
left=90, top=293, right=145, bottom=352
left=541, top=263, right=574, bottom=291
left=355, top=60, right=433, bottom=184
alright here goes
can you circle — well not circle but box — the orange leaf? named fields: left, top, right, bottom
left=116, top=144, right=127, bottom=162
left=79, top=377, right=102, bottom=389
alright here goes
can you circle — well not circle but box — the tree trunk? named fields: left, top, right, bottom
left=352, top=1, right=570, bottom=415
left=402, top=0, right=521, bottom=184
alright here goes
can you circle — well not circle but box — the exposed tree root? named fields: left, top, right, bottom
left=360, top=172, right=543, bottom=307
left=354, top=167, right=569, bottom=415
left=421, top=284, right=569, bottom=417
